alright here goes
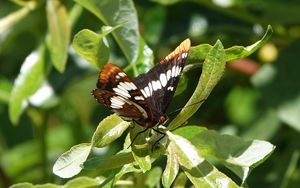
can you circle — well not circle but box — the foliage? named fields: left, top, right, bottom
left=1, top=0, right=300, bottom=188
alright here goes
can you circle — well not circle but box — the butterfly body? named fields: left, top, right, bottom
left=92, top=39, right=191, bottom=128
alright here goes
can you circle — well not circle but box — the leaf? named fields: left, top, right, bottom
left=187, top=26, right=273, bottom=64
left=53, top=143, right=92, bottom=178
left=10, top=183, right=59, bottom=188
left=145, top=167, right=162, bottom=188
left=162, top=144, right=180, bottom=188
left=167, top=131, right=241, bottom=188
left=9, top=183, right=33, bottom=188
left=0, top=77, right=12, bottom=104
left=130, top=125, right=152, bottom=172
left=83, top=151, right=134, bottom=170
left=9, top=45, right=49, bottom=124
left=91, top=114, right=131, bottom=148
left=112, top=164, right=141, bottom=186
left=74, top=0, right=139, bottom=64
left=190, top=130, right=275, bottom=183
left=0, top=2, right=35, bottom=34
left=134, top=37, right=154, bottom=74
left=72, top=25, right=123, bottom=69
left=168, top=40, right=226, bottom=130
left=172, top=172, right=187, bottom=188
left=64, top=176, right=103, bottom=188
left=46, top=0, right=70, bottom=73
left=225, top=25, right=273, bottom=61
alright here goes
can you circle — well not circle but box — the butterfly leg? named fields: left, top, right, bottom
left=128, top=127, right=149, bottom=149
left=151, top=128, right=166, bottom=152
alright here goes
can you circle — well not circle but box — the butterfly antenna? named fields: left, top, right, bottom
left=167, top=98, right=207, bottom=117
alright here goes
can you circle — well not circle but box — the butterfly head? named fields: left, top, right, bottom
left=158, top=114, right=168, bottom=126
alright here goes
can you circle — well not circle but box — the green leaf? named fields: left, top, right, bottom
left=91, top=114, right=131, bottom=148
left=0, top=77, right=12, bottom=104
left=187, top=26, right=273, bottom=64
left=72, top=25, right=123, bottom=69
left=9, top=45, right=49, bottom=124
left=172, top=172, right=187, bottom=188
left=133, top=37, right=154, bottom=74
left=162, top=144, right=180, bottom=188
left=10, top=183, right=59, bottom=188
left=190, top=130, right=275, bottom=182
left=145, top=167, right=162, bottom=188
left=172, top=126, right=207, bottom=140
left=0, top=2, right=35, bottom=34
left=74, top=0, right=139, bottom=64
left=46, top=0, right=70, bottom=73
left=168, top=40, right=226, bottom=130
left=53, top=143, right=92, bottom=178
left=64, top=176, right=103, bottom=188
left=188, top=44, right=213, bottom=64
left=130, top=125, right=152, bottom=172
left=112, top=164, right=141, bottom=186
left=167, top=131, right=241, bottom=188
left=225, top=25, right=273, bottom=62
left=83, top=151, right=134, bottom=170
left=10, top=183, right=33, bottom=188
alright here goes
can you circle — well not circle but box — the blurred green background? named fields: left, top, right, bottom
left=1, top=0, right=300, bottom=187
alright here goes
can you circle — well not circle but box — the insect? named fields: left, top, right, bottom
left=92, top=39, right=190, bottom=137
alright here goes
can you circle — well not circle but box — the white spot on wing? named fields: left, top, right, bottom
left=167, top=86, right=174, bottom=91
left=171, top=66, right=176, bottom=77
left=160, top=73, right=167, bottom=87
left=148, top=82, right=153, bottom=95
left=118, top=82, right=130, bottom=91
left=134, top=96, right=144, bottom=100
left=152, top=80, right=162, bottom=91
left=144, top=86, right=150, bottom=97
left=128, top=82, right=137, bottom=90
left=110, top=96, right=125, bottom=109
left=175, top=66, right=181, bottom=76
left=141, top=89, right=147, bottom=97
left=118, top=72, right=126, bottom=77
left=113, top=87, right=131, bottom=98
left=167, top=69, right=171, bottom=80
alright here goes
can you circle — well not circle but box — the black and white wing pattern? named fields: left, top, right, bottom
left=132, top=39, right=190, bottom=114
left=92, top=39, right=190, bottom=128
left=91, top=63, right=154, bottom=127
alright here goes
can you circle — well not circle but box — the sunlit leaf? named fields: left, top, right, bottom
left=92, top=114, right=131, bottom=148
left=162, top=144, right=180, bottom=188
left=64, top=176, right=103, bottom=188
left=74, top=0, right=139, bottom=64
left=53, top=143, right=92, bottom=178
left=9, top=45, right=49, bottom=124
left=167, top=131, right=240, bottom=188
left=46, top=0, right=70, bottom=73
left=10, top=183, right=59, bottom=188
left=186, top=129, right=275, bottom=183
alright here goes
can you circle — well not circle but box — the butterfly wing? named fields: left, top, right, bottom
left=132, top=39, right=190, bottom=113
left=92, top=63, right=153, bottom=126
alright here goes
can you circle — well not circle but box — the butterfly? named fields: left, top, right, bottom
left=92, top=39, right=190, bottom=129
